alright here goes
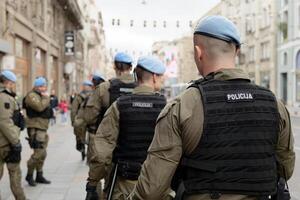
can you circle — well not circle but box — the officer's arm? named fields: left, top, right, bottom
left=132, top=101, right=182, bottom=200
left=25, top=93, right=50, bottom=112
left=0, top=97, right=19, bottom=145
left=83, top=86, right=102, bottom=125
left=276, top=101, right=295, bottom=180
left=87, top=102, right=120, bottom=186
left=70, top=96, right=80, bottom=124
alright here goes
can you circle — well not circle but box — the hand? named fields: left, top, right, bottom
left=85, top=182, right=98, bottom=200
left=41, top=92, right=49, bottom=97
left=5, top=142, right=22, bottom=163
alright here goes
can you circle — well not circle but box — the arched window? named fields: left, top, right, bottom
left=296, top=50, right=300, bottom=69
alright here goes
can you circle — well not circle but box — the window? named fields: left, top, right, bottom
left=296, top=50, right=300, bottom=69
left=249, top=46, right=255, bottom=62
left=261, top=8, right=270, bottom=28
left=297, top=74, right=300, bottom=101
left=261, top=42, right=270, bottom=60
left=283, top=52, right=288, bottom=66
left=15, top=38, right=23, bottom=58
left=298, top=6, right=300, bottom=28
left=260, top=71, right=270, bottom=89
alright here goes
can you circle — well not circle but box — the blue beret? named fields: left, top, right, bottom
left=83, top=80, right=93, bottom=86
left=114, top=52, right=133, bottom=64
left=194, top=15, right=241, bottom=46
left=92, top=73, right=105, bottom=81
left=137, top=56, right=166, bottom=75
left=34, top=77, right=47, bottom=87
left=1, top=70, right=16, bottom=82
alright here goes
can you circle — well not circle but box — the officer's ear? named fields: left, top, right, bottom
left=194, top=45, right=202, bottom=62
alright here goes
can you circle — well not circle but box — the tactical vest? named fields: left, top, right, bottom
left=23, top=92, right=53, bottom=119
left=174, top=76, right=280, bottom=197
left=99, top=79, right=137, bottom=121
left=1, top=90, right=25, bottom=130
left=113, top=94, right=166, bottom=180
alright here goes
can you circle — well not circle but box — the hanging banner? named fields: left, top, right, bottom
left=65, top=31, right=75, bottom=56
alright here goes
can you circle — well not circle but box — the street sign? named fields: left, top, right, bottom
left=65, top=31, right=75, bottom=56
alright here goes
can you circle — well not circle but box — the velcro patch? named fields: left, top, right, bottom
left=4, top=102, right=10, bottom=109
left=132, top=102, right=153, bottom=108
left=120, top=88, right=134, bottom=93
left=226, top=92, right=254, bottom=103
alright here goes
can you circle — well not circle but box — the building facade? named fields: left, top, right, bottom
left=0, top=0, right=109, bottom=99
left=277, top=0, right=300, bottom=106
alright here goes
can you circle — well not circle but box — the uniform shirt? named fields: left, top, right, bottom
left=88, top=85, right=158, bottom=186
left=131, top=68, right=295, bottom=200
left=83, top=74, right=134, bottom=127
left=25, top=90, right=51, bottom=130
left=0, top=84, right=20, bottom=147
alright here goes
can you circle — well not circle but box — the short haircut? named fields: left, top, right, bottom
left=92, top=78, right=104, bottom=87
left=0, top=75, right=9, bottom=83
left=135, top=66, right=153, bottom=82
left=114, top=61, right=132, bottom=71
left=194, top=35, right=237, bottom=60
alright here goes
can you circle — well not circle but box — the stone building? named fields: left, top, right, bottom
left=199, top=0, right=278, bottom=93
left=0, top=0, right=109, bottom=98
left=277, top=0, right=300, bottom=106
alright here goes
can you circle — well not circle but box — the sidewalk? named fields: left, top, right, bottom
left=287, top=105, right=300, bottom=117
left=0, top=120, right=88, bottom=200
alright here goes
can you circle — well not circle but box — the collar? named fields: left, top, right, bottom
left=132, top=85, right=155, bottom=94
left=119, top=73, right=134, bottom=82
left=210, top=68, right=250, bottom=81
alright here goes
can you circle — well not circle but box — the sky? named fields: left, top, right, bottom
left=95, top=0, right=220, bottom=55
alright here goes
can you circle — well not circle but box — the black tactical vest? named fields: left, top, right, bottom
left=174, top=76, right=280, bottom=197
left=23, top=92, right=53, bottom=119
left=113, top=94, right=166, bottom=180
left=100, top=79, right=137, bottom=119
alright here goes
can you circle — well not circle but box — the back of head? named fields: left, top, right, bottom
left=193, top=15, right=241, bottom=76
left=114, top=52, right=133, bottom=73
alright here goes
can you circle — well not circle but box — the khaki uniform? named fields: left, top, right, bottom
left=83, top=74, right=134, bottom=161
left=84, top=74, right=135, bottom=198
left=0, top=84, right=26, bottom=200
left=71, top=91, right=92, bottom=144
left=88, top=86, right=171, bottom=200
left=131, top=69, right=295, bottom=200
left=25, top=90, right=51, bottom=174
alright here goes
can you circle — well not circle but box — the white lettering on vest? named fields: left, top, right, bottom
left=227, top=92, right=254, bottom=102
left=132, top=102, right=153, bottom=108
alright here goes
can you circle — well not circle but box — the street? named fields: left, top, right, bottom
left=0, top=117, right=88, bottom=200
left=0, top=115, right=299, bottom=200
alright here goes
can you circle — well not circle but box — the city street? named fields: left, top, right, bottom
left=0, top=117, right=88, bottom=200
left=0, top=114, right=299, bottom=200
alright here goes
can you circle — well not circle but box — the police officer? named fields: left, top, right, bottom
left=0, top=70, right=26, bottom=200
left=92, top=73, right=106, bottom=89
left=83, top=52, right=136, bottom=135
left=71, top=80, right=94, bottom=160
left=82, top=52, right=136, bottom=197
left=129, top=16, right=296, bottom=200
left=24, top=77, right=52, bottom=186
left=85, top=56, right=167, bottom=200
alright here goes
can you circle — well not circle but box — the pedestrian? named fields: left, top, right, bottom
left=129, top=16, right=296, bottom=200
left=24, top=76, right=52, bottom=186
left=58, top=98, right=68, bottom=124
left=82, top=52, right=137, bottom=197
left=71, top=80, right=94, bottom=160
left=50, top=90, right=58, bottom=126
left=0, top=70, right=26, bottom=200
left=85, top=56, right=168, bottom=200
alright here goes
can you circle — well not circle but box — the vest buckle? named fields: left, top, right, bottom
left=210, top=192, right=221, bottom=199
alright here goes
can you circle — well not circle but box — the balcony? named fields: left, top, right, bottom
left=58, top=0, right=84, bottom=29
